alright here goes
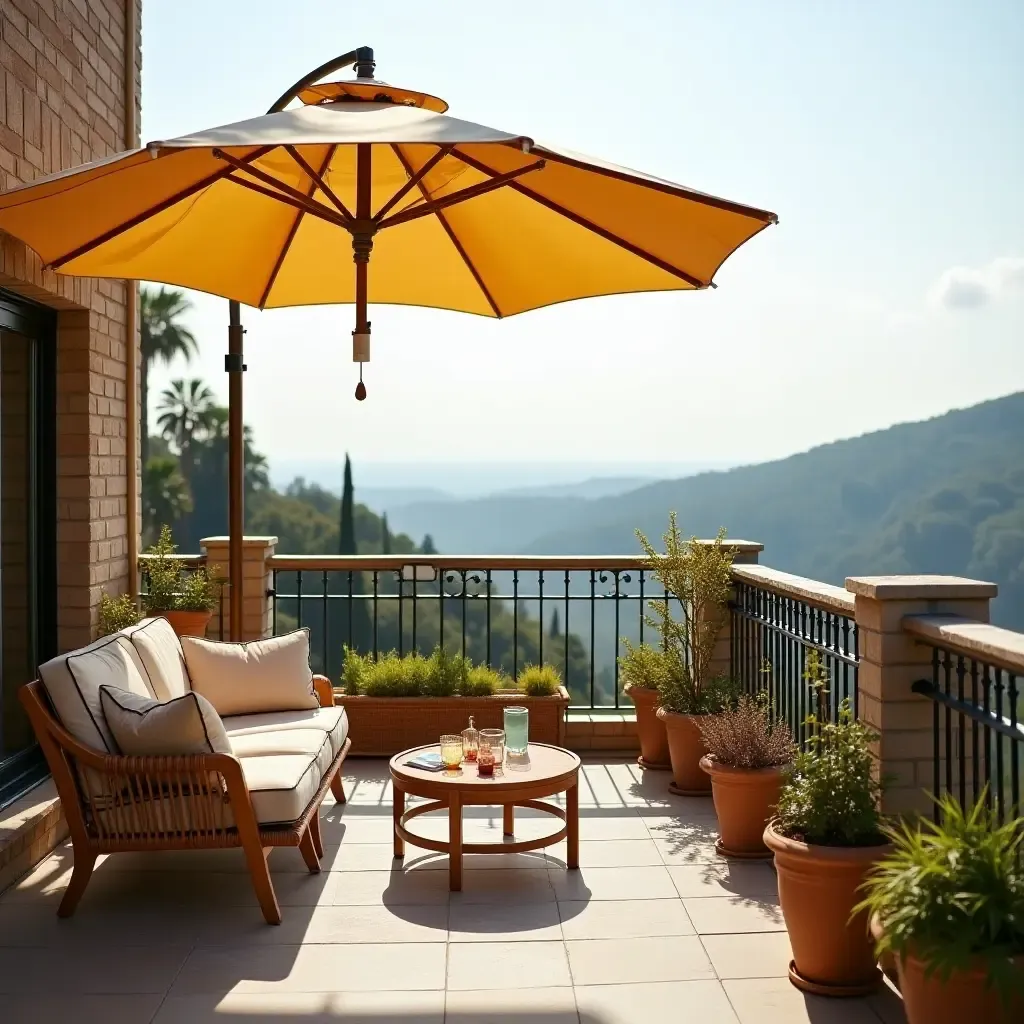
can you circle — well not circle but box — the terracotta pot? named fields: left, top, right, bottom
left=628, top=686, right=670, bottom=770
left=764, top=821, right=889, bottom=997
left=657, top=708, right=711, bottom=796
left=896, top=949, right=1024, bottom=1024
left=158, top=609, right=213, bottom=638
left=700, top=756, right=784, bottom=858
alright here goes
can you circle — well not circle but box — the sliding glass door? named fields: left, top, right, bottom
left=0, top=290, right=56, bottom=809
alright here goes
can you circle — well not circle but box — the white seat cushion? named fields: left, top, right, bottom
left=121, top=617, right=191, bottom=701
left=239, top=751, right=326, bottom=825
left=39, top=635, right=156, bottom=752
left=223, top=706, right=349, bottom=758
left=180, top=629, right=318, bottom=717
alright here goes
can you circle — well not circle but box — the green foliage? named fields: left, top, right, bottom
left=341, top=646, right=520, bottom=698
left=632, top=514, right=735, bottom=715
left=775, top=666, right=883, bottom=846
left=857, top=791, right=1024, bottom=1003
left=462, top=664, right=506, bottom=696
left=518, top=663, right=562, bottom=696
left=619, top=641, right=671, bottom=692
left=97, top=592, right=141, bottom=637
left=140, top=525, right=222, bottom=613
left=698, top=693, right=794, bottom=769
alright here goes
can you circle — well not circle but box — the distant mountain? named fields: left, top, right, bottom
left=356, top=487, right=455, bottom=510
left=483, top=476, right=656, bottom=501
left=522, top=393, right=1024, bottom=629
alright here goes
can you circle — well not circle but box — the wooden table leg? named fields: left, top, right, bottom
left=503, top=802, right=514, bottom=837
left=566, top=778, right=579, bottom=870
left=393, top=783, right=405, bottom=859
left=449, top=791, right=463, bottom=891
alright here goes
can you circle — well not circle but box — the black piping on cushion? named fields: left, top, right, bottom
left=98, top=686, right=220, bottom=755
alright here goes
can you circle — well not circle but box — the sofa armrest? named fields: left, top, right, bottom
left=312, top=675, right=334, bottom=707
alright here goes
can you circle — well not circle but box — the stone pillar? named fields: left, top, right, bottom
left=200, top=536, right=277, bottom=641
left=846, top=575, right=996, bottom=816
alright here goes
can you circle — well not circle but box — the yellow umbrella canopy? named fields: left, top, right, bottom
left=0, top=80, right=776, bottom=320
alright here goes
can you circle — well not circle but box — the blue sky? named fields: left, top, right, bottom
left=141, top=0, right=1023, bottom=470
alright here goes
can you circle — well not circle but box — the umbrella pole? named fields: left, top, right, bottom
left=352, top=142, right=373, bottom=400
left=227, top=300, right=244, bottom=640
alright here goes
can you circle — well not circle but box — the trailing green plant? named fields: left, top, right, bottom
left=98, top=591, right=141, bottom=637
left=632, top=514, right=735, bottom=715
left=856, top=790, right=1024, bottom=1003
left=140, top=524, right=222, bottom=613
left=698, top=692, right=795, bottom=769
left=775, top=690, right=883, bottom=846
left=518, top=663, right=562, bottom=697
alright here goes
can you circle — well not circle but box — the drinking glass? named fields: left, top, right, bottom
left=439, top=734, right=464, bottom=770
left=503, top=707, right=529, bottom=755
left=478, top=729, right=505, bottom=776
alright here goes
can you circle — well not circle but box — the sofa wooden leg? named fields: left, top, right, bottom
left=242, top=839, right=281, bottom=925
left=57, top=851, right=96, bottom=918
left=330, top=769, right=346, bottom=805
left=310, top=808, right=324, bottom=860
left=298, top=827, right=321, bottom=874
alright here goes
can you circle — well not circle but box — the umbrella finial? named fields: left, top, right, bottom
left=354, top=47, right=375, bottom=80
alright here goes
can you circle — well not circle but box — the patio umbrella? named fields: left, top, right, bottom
left=0, top=48, right=777, bottom=638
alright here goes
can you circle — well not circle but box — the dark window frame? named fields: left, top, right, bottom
left=0, top=288, right=57, bottom=810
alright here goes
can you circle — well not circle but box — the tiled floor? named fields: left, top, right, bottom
left=0, top=758, right=906, bottom=1023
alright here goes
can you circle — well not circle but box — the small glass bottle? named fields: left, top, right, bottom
left=462, top=715, right=479, bottom=762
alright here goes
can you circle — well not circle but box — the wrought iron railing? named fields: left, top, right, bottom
left=267, top=556, right=658, bottom=709
left=906, top=619, right=1024, bottom=825
left=730, top=567, right=859, bottom=748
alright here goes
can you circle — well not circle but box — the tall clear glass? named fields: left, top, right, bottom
left=503, top=706, right=529, bottom=754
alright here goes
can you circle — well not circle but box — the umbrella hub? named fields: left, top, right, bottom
left=350, top=220, right=376, bottom=264
left=296, top=78, right=449, bottom=114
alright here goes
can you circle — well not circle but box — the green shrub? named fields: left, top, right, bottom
left=98, top=592, right=141, bottom=637
left=518, top=663, right=561, bottom=696
left=619, top=641, right=671, bottom=692
left=461, top=664, right=506, bottom=696
left=341, top=647, right=369, bottom=695
left=141, top=525, right=222, bottom=614
left=775, top=696, right=883, bottom=846
left=423, top=647, right=468, bottom=697
left=857, top=791, right=1024, bottom=1003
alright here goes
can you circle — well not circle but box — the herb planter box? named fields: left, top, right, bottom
left=335, top=688, right=571, bottom=756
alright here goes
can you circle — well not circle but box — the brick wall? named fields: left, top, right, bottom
left=0, top=0, right=142, bottom=648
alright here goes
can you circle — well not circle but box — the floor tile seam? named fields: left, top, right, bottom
left=140, top=938, right=194, bottom=1024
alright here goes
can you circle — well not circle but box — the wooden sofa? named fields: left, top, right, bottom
left=19, top=618, right=350, bottom=925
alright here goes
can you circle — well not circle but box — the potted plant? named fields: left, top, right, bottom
left=336, top=647, right=571, bottom=755
left=764, top=655, right=889, bottom=996
left=620, top=641, right=671, bottom=770
left=140, top=525, right=222, bottom=637
left=698, top=693, right=794, bottom=858
left=857, top=791, right=1024, bottom=1023
left=97, top=591, right=142, bottom=637
left=635, top=515, right=737, bottom=796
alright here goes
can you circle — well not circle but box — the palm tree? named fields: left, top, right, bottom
left=156, top=378, right=216, bottom=492
left=141, top=286, right=198, bottom=468
left=141, top=456, right=192, bottom=545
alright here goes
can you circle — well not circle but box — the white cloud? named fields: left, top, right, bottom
left=927, top=256, right=1024, bottom=311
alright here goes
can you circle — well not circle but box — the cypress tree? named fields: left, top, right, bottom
left=549, top=608, right=561, bottom=638
left=339, top=454, right=356, bottom=554
left=332, top=454, right=371, bottom=672
left=381, top=511, right=391, bottom=555
left=421, top=533, right=438, bottom=555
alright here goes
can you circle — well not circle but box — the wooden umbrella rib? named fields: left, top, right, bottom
left=373, top=144, right=453, bottom=222
left=529, top=144, right=778, bottom=224
left=48, top=145, right=275, bottom=269
left=455, top=148, right=707, bottom=287
left=283, top=145, right=354, bottom=223
left=258, top=144, right=337, bottom=310
left=212, top=148, right=349, bottom=228
left=377, top=161, right=545, bottom=230
left=224, top=173, right=348, bottom=228
left=391, top=143, right=503, bottom=318
left=451, top=150, right=707, bottom=289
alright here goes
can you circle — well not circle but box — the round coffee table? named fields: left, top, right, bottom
left=389, top=742, right=581, bottom=891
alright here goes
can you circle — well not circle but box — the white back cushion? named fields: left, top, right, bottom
left=122, top=617, right=190, bottom=700
left=39, top=635, right=155, bottom=752
left=99, top=686, right=231, bottom=757
left=180, top=629, right=318, bottom=717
